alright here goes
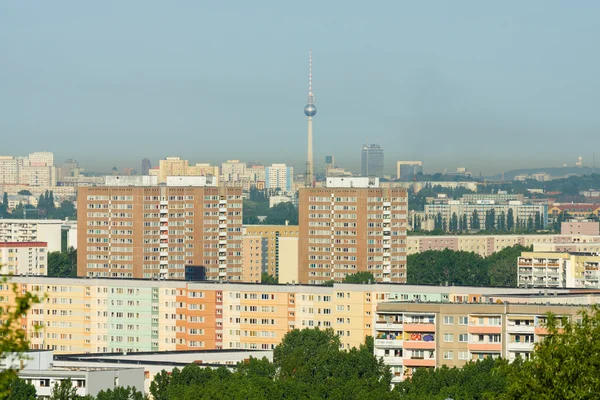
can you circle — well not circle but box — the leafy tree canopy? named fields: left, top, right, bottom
left=342, top=271, right=375, bottom=284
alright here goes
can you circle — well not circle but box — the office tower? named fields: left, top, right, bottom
left=78, top=185, right=243, bottom=280
left=396, top=161, right=423, bottom=180
left=361, top=144, right=384, bottom=178
left=141, top=158, right=152, bottom=175
left=304, top=50, right=317, bottom=186
left=298, top=177, right=408, bottom=284
left=265, top=164, right=294, bottom=192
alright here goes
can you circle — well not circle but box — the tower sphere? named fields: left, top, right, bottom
left=304, top=104, right=317, bottom=117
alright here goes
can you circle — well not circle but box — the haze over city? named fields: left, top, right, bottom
left=2, top=0, right=600, bottom=174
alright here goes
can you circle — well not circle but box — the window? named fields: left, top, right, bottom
left=443, top=316, right=454, bottom=325
left=458, top=333, right=468, bottom=343
left=459, top=316, right=468, bottom=325
left=444, top=333, right=454, bottom=342
left=458, top=351, right=469, bottom=360
left=489, top=317, right=501, bottom=326
left=443, top=351, right=454, bottom=360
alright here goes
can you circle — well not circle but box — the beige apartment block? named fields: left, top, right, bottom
left=0, top=242, right=48, bottom=275
left=243, top=225, right=299, bottom=278
left=77, top=185, right=243, bottom=281
left=278, top=237, right=299, bottom=283
left=518, top=250, right=600, bottom=289
left=298, top=183, right=408, bottom=284
left=561, top=221, right=600, bottom=236
left=156, top=157, right=219, bottom=184
left=374, top=302, right=584, bottom=383
left=242, top=235, right=263, bottom=283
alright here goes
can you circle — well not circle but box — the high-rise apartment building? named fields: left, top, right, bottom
left=298, top=177, right=408, bottom=284
left=0, top=242, right=48, bottom=275
left=361, top=144, right=384, bottom=178
left=0, top=152, right=56, bottom=187
left=154, top=157, right=219, bottom=184
left=396, top=161, right=423, bottom=180
left=265, top=164, right=294, bottom=192
left=141, top=158, right=152, bottom=175
left=77, top=185, right=243, bottom=280
left=0, top=219, right=63, bottom=252
left=243, top=225, right=299, bottom=278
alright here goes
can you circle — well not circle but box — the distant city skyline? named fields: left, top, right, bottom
left=2, top=2, right=600, bottom=175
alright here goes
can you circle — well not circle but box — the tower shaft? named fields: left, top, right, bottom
left=306, top=116, right=313, bottom=186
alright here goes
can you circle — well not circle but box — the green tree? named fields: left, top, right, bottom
left=527, top=215, right=534, bottom=231
left=486, top=245, right=532, bottom=287
left=261, top=273, right=278, bottom=284
left=471, top=210, right=480, bottom=230
left=49, top=378, right=78, bottom=400
left=498, top=210, right=506, bottom=231
left=96, top=386, right=146, bottom=400
left=47, top=249, right=77, bottom=277
left=407, top=250, right=489, bottom=286
left=485, top=209, right=496, bottom=231
left=507, top=208, right=515, bottom=231
left=449, top=212, right=458, bottom=232
left=17, top=190, right=32, bottom=196
left=343, top=271, right=375, bottom=284
left=441, top=217, right=447, bottom=232
left=534, top=211, right=542, bottom=230
left=503, top=305, right=600, bottom=399
left=553, top=211, right=564, bottom=232
left=6, top=378, right=37, bottom=400
left=149, top=370, right=171, bottom=400
left=0, top=192, right=8, bottom=216
left=264, top=202, right=298, bottom=225
left=434, top=212, right=443, bottom=230
left=0, top=278, right=41, bottom=398
left=460, top=214, right=468, bottom=231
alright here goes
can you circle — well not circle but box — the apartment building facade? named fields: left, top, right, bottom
left=243, top=225, right=299, bottom=278
left=298, top=178, right=408, bottom=284
left=0, top=152, right=57, bottom=187
left=265, top=164, right=294, bottom=192
left=518, top=249, right=600, bottom=289
left=374, top=302, right=583, bottom=383
left=0, top=242, right=48, bottom=275
left=0, top=219, right=63, bottom=252
left=77, top=185, right=243, bottom=280
left=0, top=277, right=559, bottom=356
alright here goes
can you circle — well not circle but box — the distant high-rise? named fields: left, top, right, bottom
left=361, top=144, right=384, bottom=178
left=396, top=161, right=423, bottom=180
left=304, top=50, right=317, bottom=186
left=265, top=164, right=294, bottom=192
left=141, top=158, right=152, bottom=175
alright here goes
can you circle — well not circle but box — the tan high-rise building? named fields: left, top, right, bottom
left=156, top=157, right=219, bottom=184
left=298, top=177, right=408, bottom=284
left=78, top=185, right=243, bottom=280
left=243, top=225, right=299, bottom=278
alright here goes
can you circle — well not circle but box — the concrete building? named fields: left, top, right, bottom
left=396, top=161, right=422, bottom=180
left=0, top=219, right=63, bottom=252
left=374, top=301, right=585, bottom=383
left=0, top=276, right=567, bottom=356
left=269, top=195, right=295, bottom=208
left=265, top=164, right=294, bottom=192
left=0, top=242, right=47, bottom=275
left=0, top=152, right=57, bottom=188
left=77, top=185, right=243, bottom=280
left=561, top=221, right=600, bottom=235
left=155, top=157, right=219, bottom=184
left=361, top=144, right=384, bottom=178
left=141, top=158, right=152, bottom=175
left=548, top=203, right=600, bottom=220
left=298, top=178, right=408, bottom=284
left=424, top=200, right=548, bottom=231
left=243, top=225, right=299, bottom=278
left=104, top=175, right=158, bottom=186
left=2, top=350, right=144, bottom=398
left=242, top=235, right=263, bottom=282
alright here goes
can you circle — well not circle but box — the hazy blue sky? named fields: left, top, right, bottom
left=1, top=1, right=599, bottom=175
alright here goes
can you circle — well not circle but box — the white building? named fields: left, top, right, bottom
left=221, top=160, right=248, bottom=182
left=326, top=176, right=380, bottom=188
left=0, top=242, right=48, bottom=275
left=2, top=351, right=144, bottom=398
left=265, top=164, right=294, bottom=192
left=269, top=195, right=295, bottom=208
left=0, top=152, right=57, bottom=187
left=0, top=219, right=63, bottom=252
left=104, top=175, right=159, bottom=186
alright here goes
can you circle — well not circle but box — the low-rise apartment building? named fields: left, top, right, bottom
left=0, top=219, right=63, bottom=252
left=0, top=242, right=47, bottom=275
left=0, top=277, right=571, bottom=355
left=374, top=302, right=584, bottom=383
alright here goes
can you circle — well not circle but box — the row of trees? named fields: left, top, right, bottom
left=432, top=209, right=545, bottom=232
left=407, top=245, right=531, bottom=287
left=243, top=188, right=298, bottom=225
left=0, top=191, right=76, bottom=220
left=6, top=378, right=144, bottom=400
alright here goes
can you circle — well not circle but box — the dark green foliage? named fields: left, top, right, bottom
left=503, top=305, right=600, bottom=399
left=95, top=386, right=146, bottom=400
left=47, top=248, right=77, bottom=277
left=506, top=208, right=514, bottom=231
left=264, top=202, right=298, bottom=225
left=342, top=271, right=375, bottom=284
left=6, top=378, right=36, bottom=400
left=243, top=188, right=298, bottom=225
left=407, top=245, right=532, bottom=287
left=471, top=209, right=480, bottom=230
left=17, top=190, right=32, bottom=196
left=49, top=378, right=78, bottom=400
left=261, top=273, right=278, bottom=284
left=395, top=357, right=512, bottom=399
left=149, top=328, right=393, bottom=399
left=407, top=249, right=488, bottom=286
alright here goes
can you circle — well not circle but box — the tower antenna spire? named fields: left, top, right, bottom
left=304, top=49, right=317, bottom=187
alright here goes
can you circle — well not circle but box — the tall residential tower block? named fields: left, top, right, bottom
left=78, top=185, right=243, bottom=280
left=298, top=178, right=408, bottom=284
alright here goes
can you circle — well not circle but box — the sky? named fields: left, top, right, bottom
left=1, top=1, right=600, bottom=176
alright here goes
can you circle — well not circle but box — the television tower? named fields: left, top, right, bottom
left=304, top=49, right=317, bottom=186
